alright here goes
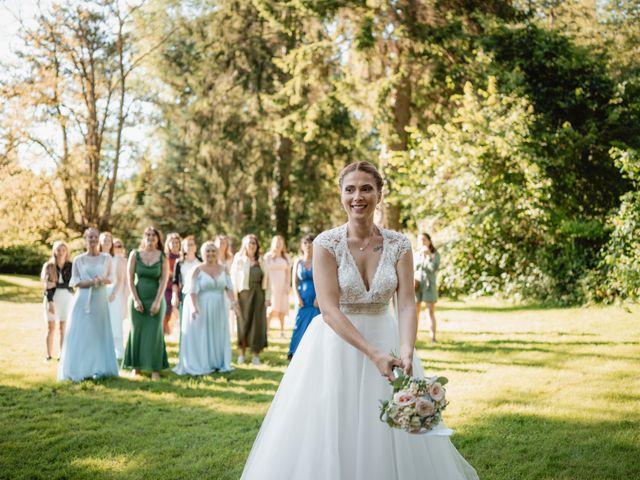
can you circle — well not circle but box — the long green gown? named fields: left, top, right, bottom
left=122, top=250, right=169, bottom=371
left=237, top=264, right=268, bottom=353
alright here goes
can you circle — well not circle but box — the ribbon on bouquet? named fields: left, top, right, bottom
left=84, top=285, right=93, bottom=314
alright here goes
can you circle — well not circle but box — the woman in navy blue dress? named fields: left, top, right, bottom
left=287, top=235, right=320, bottom=360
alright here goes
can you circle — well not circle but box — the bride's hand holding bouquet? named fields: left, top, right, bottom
left=370, top=349, right=402, bottom=382
left=379, top=354, right=449, bottom=434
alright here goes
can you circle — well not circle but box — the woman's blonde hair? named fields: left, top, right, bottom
left=99, top=231, right=114, bottom=255
left=165, top=232, right=182, bottom=255
left=42, top=241, right=69, bottom=283
left=200, top=240, right=217, bottom=260
left=214, top=235, right=234, bottom=262
left=269, top=235, right=289, bottom=261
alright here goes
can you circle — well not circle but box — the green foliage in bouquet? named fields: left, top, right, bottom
left=380, top=368, right=449, bottom=433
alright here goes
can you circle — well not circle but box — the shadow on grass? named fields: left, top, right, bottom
left=4, top=380, right=639, bottom=480
left=0, top=382, right=258, bottom=480
left=444, top=331, right=598, bottom=337
left=0, top=276, right=42, bottom=303
left=457, top=412, right=640, bottom=480
left=103, top=342, right=291, bottom=403
left=99, top=368, right=285, bottom=403
left=415, top=337, right=640, bottom=370
left=438, top=300, right=583, bottom=313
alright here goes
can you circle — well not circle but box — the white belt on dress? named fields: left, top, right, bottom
left=84, top=285, right=104, bottom=313
left=340, top=303, right=389, bottom=314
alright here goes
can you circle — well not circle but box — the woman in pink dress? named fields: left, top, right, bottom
left=264, top=235, right=291, bottom=338
left=163, top=232, right=182, bottom=335
left=215, top=235, right=236, bottom=336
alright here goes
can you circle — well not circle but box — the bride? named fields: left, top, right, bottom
left=241, top=162, right=478, bottom=479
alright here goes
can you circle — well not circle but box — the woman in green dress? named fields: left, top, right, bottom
left=414, top=232, right=440, bottom=343
left=230, top=234, right=271, bottom=366
left=123, top=226, right=170, bottom=380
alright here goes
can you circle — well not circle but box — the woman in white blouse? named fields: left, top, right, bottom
left=230, top=234, right=270, bottom=365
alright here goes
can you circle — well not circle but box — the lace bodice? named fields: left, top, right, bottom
left=314, top=224, right=411, bottom=313
left=70, top=253, right=111, bottom=287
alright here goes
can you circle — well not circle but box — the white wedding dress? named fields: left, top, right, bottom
left=241, top=224, right=479, bottom=480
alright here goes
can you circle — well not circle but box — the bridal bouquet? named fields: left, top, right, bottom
left=379, top=367, right=448, bottom=434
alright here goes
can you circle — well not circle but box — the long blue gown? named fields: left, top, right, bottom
left=57, top=253, right=119, bottom=382
left=287, top=260, right=320, bottom=359
left=173, top=269, right=234, bottom=374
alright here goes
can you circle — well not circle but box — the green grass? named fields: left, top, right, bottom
left=1, top=273, right=639, bottom=479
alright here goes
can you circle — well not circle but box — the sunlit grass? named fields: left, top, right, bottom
left=0, top=274, right=639, bottom=479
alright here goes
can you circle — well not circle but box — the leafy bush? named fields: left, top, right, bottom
left=0, top=244, right=48, bottom=276
left=392, top=78, right=562, bottom=301
left=589, top=148, right=640, bottom=302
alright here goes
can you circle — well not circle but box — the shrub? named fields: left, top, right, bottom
left=0, top=244, right=49, bottom=276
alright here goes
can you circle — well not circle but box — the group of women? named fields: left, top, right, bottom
left=43, top=227, right=327, bottom=382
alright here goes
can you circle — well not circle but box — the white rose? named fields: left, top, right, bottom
left=393, top=391, right=416, bottom=408
left=429, top=382, right=445, bottom=402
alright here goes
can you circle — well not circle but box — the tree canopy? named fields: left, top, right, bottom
left=1, top=0, right=639, bottom=302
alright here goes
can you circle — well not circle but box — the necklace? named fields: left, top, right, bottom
left=348, top=225, right=377, bottom=252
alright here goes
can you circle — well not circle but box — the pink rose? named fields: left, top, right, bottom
left=429, top=382, right=445, bottom=402
left=415, top=398, right=435, bottom=417
left=393, top=391, right=416, bottom=407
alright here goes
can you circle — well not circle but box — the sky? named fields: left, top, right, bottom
left=0, top=0, right=152, bottom=178
left=0, top=0, right=54, bottom=63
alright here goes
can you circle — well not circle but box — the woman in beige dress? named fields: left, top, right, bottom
left=264, top=235, right=291, bottom=338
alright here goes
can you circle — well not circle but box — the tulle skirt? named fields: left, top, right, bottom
left=57, top=286, right=119, bottom=382
left=241, top=308, right=479, bottom=480
left=107, top=286, right=126, bottom=359
left=173, top=291, right=233, bottom=375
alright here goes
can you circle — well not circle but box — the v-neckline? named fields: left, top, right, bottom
left=139, top=250, right=162, bottom=267
left=201, top=268, right=225, bottom=282
left=344, top=224, right=385, bottom=293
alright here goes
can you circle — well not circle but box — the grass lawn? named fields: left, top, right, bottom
left=0, top=273, right=639, bottom=479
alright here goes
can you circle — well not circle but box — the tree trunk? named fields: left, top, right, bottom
left=101, top=19, right=126, bottom=232
left=382, top=72, right=412, bottom=231
left=274, top=135, right=293, bottom=240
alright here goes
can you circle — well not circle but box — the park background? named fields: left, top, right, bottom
left=0, top=1, right=639, bottom=479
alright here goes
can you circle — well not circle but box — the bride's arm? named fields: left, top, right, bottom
left=314, top=243, right=401, bottom=381
left=396, top=250, right=418, bottom=376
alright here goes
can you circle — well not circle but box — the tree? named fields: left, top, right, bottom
left=142, top=0, right=362, bottom=243
left=0, top=0, right=168, bottom=232
left=315, top=0, right=517, bottom=229
left=594, top=147, right=640, bottom=302
left=395, top=78, right=558, bottom=299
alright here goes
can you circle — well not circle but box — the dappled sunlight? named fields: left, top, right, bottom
left=1, top=280, right=639, bottom=479
left=71, top=454, right=139, bottom=475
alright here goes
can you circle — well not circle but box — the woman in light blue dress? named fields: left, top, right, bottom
left=57, top=228, right=119, bottom=382
left=414, top=232, right=441, bottom=343
left=288, top=235, right=320, bottom=360
left=173, top=241, right=238, bottom=375
left=99, top=231, right=127, bottom=360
